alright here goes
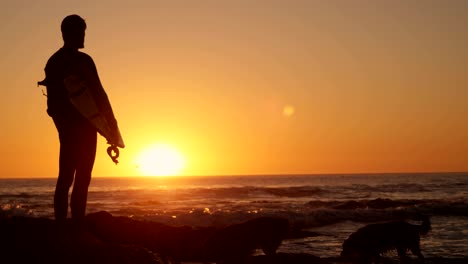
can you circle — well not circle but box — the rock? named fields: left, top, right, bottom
left=201, top=217, right=290, bottom=263
left=251, top=253, right=329, bottom=264
left=86, top=211, right=212, bottom=262
left=0, top=215, right=171, bottom=264
left=85, top=212, right=293, bottom=264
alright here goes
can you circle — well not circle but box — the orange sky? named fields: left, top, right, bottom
left=1, top=1, right=467, bottom=177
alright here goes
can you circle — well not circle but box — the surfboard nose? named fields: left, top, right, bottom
left=38, top=79, right=47, bottom=86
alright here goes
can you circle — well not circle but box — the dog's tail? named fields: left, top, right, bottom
left=418, top=215, right=431, bottom=235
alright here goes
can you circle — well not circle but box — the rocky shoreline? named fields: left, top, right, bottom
left=0, top=211, right=465, bottom=264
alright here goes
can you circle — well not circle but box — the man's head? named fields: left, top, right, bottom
left=61, top=15, right=86, bottom=49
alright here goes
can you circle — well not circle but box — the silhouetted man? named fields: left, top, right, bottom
left=39, top=15, right=115, bottom=227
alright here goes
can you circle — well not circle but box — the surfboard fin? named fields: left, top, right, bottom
left=37, top=79, right=48, bottom=97
left=37, top=79, right=47, bottom=86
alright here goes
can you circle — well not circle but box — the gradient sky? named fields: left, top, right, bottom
left=1, top=1, right=467, bottom=177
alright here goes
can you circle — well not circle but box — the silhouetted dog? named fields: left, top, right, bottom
left=341, top=216, right=431, bottom=264
left=202, top=217, right=290, bottom=263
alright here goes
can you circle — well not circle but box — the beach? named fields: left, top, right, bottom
left=1, top=173, right=467, bottom=263
left=1, top=211, right=466, bottom=264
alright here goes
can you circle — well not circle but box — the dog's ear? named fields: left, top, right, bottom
left=418, top=215, right=431, bottom=236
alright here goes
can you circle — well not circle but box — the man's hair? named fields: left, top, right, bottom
left=61, top=15, right=86, bottom=41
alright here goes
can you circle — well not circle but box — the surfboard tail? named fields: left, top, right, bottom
left=106, top=129, right=125, bottom=149
left=91, top=117, right=125, bottom=148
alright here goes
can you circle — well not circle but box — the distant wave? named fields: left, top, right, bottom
left=0, top=193, right=38, bottom=199
left=307, top=198, right=430, bottom=209
left=183, top=186, right=327, bottom=198
left=80, top=197, right=466, bottom=229
left=350, top=183, right=433, bottom=193
left=86, top=186, right=329, bottom=201
left=305, top=197, right=467, bottom=212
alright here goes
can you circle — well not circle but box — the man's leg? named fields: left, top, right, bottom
left=53, top=116, right=78, bottom=223
left=71, top=122, right=97, bottom=226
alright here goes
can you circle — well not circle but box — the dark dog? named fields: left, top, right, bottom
left=202, top=217, right=290, bottom=263
left=341, top=216, right=431, bottom=264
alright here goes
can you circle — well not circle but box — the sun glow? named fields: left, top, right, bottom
left=135, top=144, right=186, bottom=176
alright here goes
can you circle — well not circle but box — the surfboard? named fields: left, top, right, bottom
left=63, top=74, right=124, bottom=164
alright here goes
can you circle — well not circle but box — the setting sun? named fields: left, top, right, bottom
left=135, top=144, right=186, bottom=176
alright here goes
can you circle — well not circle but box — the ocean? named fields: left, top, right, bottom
left=1, top=173, right=467, bottom=260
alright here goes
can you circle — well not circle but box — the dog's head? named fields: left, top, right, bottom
left=341, top=230, right=380, bottom=260
left=341, top=236, right=363, bottom=258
